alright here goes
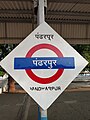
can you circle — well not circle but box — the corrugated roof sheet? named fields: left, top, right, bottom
left=0, top=0, right=89, bottom=22
left=0, top=1, right=32, bottom=10
left=0, top=0, right=90, bottom=44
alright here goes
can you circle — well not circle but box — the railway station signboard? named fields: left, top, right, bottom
left=0, top=22, right=88, bottom=110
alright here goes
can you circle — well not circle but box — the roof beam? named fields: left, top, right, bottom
left=0, top=17, right=32, bottom=23
left=0, top=0, right=89, bottom=3
left=0, top=17, right=89, bottom=24
left=46, top=19, right=90, bottom=24
left=48, top=10, right=90, bottom=17
left=0, top=0, right=89, bottom=4
left=0, top=0, right=32, bottom=1
left=0, top=9, right=32, bottom=14
left=0, top=9, right=90, bottom=17
left=48, top=0, right=90, bottom=4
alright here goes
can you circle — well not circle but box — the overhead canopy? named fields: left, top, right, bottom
left=0, top=0, right=90, bottom=44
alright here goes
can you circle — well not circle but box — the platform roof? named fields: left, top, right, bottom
left=0, top=0, right=90, bottom=44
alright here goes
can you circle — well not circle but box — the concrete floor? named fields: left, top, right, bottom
left=0, top=93, right=26, bottom=120
left=0, top=91, right=90, bottom=120
left=28, top=91, right=90, bottom=120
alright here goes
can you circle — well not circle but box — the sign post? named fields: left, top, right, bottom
left=36, top=0, right=48, bottom=120
left=0, top=0, right=88, bottom=119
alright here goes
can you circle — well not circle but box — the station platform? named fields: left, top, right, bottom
left=0, top=89, right=90, bottom=120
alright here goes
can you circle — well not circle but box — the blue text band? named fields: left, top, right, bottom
left=14, top=57, right=75, bottom=69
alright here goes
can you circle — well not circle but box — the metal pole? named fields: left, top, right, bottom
left=40, top=108, right=47, bottom=120
left=37, top=0, right=45, bottom=25
left=37, top=0, right=48, bottom=120
left=38, top=107, right=48, bottom=120
left=38, top=106, right=41, bottom=120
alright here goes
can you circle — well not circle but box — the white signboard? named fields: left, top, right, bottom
left=0, top=22, right=88, bottom=110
